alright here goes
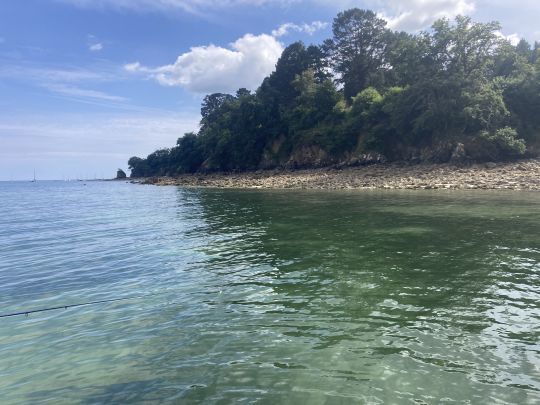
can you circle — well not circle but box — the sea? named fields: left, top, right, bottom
left=0, top=180, right=539, bottom=403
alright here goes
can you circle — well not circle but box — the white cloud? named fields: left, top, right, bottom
left=89, top=42, right=104, bottom=51
left=496, top=31, right=520, bottom=46
left=125, top=33, right=283, bottom=93
left=272, top=21, right=328, bottom=37
left=55, top=0, right=540, bottom=40
left=377, top=0, right=476, bottom=31
left=87, top=34, right=104, bottom=52
left=305, top=0, right=476, bottom=31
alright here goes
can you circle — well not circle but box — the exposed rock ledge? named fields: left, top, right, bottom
left=133, top=159, right=540, bottom=191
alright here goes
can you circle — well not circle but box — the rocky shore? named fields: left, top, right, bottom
left=135, top=159, right=540, bottom=191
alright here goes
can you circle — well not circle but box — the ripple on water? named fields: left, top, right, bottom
left=0, top=183, right=539, bottom=404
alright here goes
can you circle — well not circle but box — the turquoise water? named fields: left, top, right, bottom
left=0, top=181, right=539, bottom=404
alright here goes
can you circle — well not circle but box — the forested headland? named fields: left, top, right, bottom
left=128, top=9, right=540, bottom=177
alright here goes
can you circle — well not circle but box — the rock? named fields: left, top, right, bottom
left=133, top=158, right=540, bottom=191
left=141, top=177, right=159, bottom=185
left=340, top=151, right=387, bottom=167
left=116, top=169, right=127, bottom=179
left=450, top=143, right=467, bottom=164
left=286, top=145, right=330, bottom=169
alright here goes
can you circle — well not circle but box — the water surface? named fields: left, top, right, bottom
left=0, top=181, right=539, bottom=403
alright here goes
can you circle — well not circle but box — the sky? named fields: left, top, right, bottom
left=1, top=0, right=539, bottom=180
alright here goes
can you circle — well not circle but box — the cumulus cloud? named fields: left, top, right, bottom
left=125, top=33, right=283, bottom=93
left=272, top=21, right=328, bottom=37
left=377, top=0, right=476, bottom=31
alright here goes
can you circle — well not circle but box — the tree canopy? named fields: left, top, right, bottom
left=128, top=9, right=540, bottom=177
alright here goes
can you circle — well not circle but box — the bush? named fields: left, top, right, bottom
left=478, top=127, right=526, bottom=159
left=480, top=127, right=527, bottom=157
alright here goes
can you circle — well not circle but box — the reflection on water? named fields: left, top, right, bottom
left=0, top=181, right=539, bottom=403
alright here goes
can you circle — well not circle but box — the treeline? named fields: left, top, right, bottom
left=129, top=9, right=540, bottom=177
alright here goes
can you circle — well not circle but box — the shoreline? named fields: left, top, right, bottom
left=133, top=159, right=540, bottom=191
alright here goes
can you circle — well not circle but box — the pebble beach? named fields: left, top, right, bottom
left=136, top=159, right=540, bottom=191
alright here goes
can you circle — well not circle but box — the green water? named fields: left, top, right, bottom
left=0, top=182, right=539, bottom=403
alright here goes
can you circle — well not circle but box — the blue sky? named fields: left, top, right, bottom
left=1, top=0, right=539, bottom=180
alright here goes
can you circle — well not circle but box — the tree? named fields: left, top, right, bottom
left=170, top=133, right=204, bottom=173
left=325, top=8, right=389, bottom=100
left=146, top=148, right=171, bottom=176
left=385, top=31, right=429, bottom=87
left=258, top=42, right=313, bottom=107
left=126, top=9, right=537, bottom=173
left=426, top=16, right=502, bottom=81
left=128, top=157, right=150, bottom=178
left=532, top=42, right=540, bottom=64
left=515, top=39, right=532, bottom=60
left=200, top=93, right=235, bottom=126
left=306, top=45, right=331, bottom=82
left=287, top=70, right=341, bottom=132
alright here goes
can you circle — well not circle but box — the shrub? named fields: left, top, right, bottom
left=481, top=127, right=526, bottom=155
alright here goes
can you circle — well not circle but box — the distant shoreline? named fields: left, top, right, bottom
left=130, top=159, right=540, bottom=191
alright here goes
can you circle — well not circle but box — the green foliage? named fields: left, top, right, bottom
left=171, top=133, right=204, bottom=173
left=128, top=157, right=148, bottom=177
left=324, top=9, right=389, bottom=100
left=127, top=9, right=539, bottom=177
left=287, top=70, right=341, bottom=131
left=351, top=88, right=383, bottom=119
left=479, top=127, right=526, bottom=159
left=463, top=83, right=509, bottom=133
left=502, top=62, right=540, bottom=143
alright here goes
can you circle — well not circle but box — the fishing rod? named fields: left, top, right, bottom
left=0, top=296, right=142, bottom=319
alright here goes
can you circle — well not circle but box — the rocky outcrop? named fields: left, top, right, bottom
left=285, top=145, right=332, bottom=169
left=449, top=143, right=469, bottom=164
left=259, top=136, right=287, bottom=169
left=116, top=169, right=127, bottom=179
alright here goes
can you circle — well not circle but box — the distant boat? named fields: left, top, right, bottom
left=31, top=169, right=36, bottom=183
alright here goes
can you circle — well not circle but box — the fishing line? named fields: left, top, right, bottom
left=0, top=296, right=143, bottom=319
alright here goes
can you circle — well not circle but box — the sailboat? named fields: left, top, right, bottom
left=31, top=169, right=36, bottom=183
